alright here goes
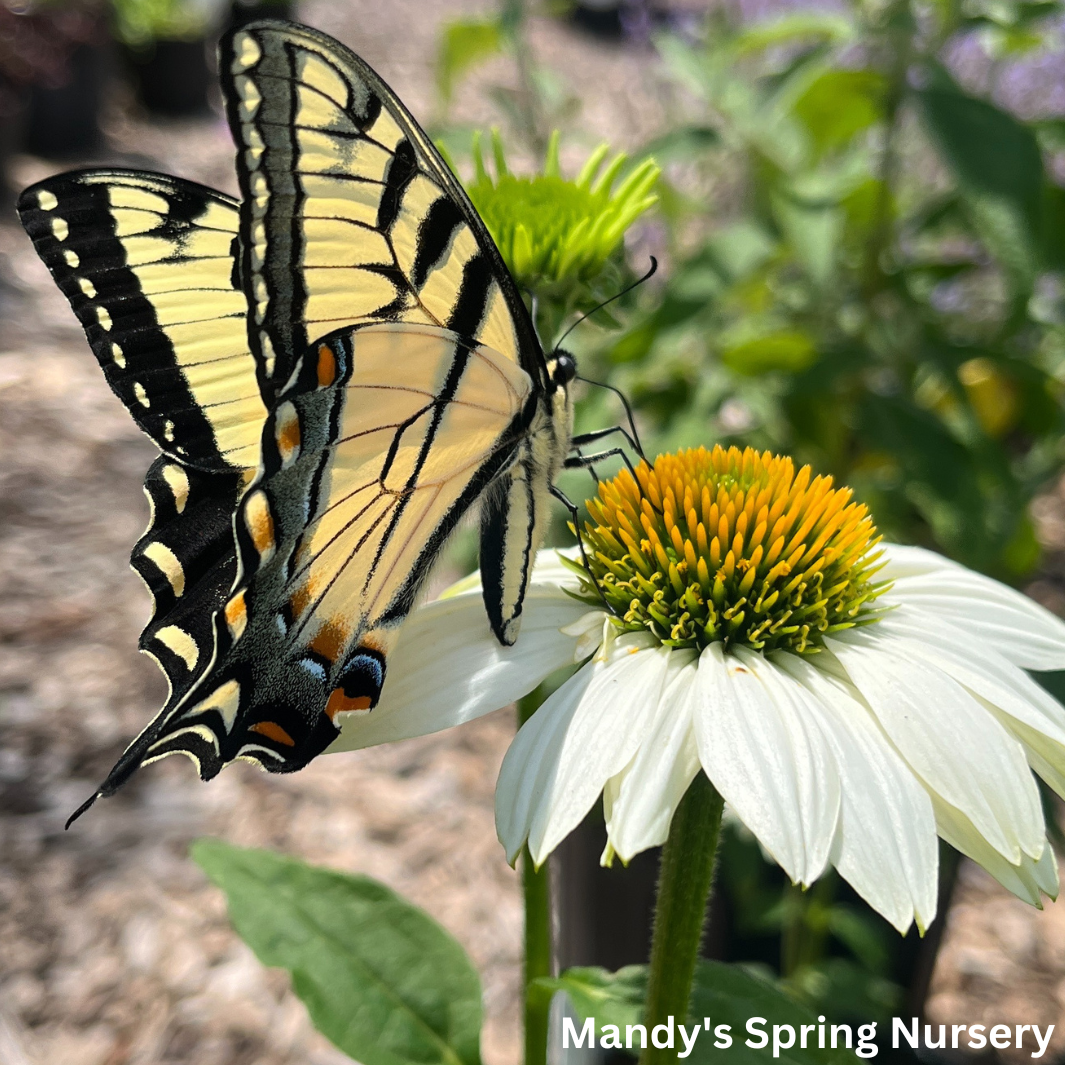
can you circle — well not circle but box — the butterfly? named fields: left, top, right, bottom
left=17, top=20, right=625, bottom=823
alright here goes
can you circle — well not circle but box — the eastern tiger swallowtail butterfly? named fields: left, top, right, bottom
left=18, top=20, right=630, bottom=824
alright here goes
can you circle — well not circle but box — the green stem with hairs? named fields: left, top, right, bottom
left=640, top=774, right=725, bottom=1065
left=519, top=690, right=552, bottom=1065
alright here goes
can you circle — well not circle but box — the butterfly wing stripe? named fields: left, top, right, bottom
left=220, top=21, right=545, bottom=401
left=17, top=170, right=267, bottom=472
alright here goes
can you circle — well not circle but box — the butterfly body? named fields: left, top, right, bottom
left=18, top=20, right=581, bottom=816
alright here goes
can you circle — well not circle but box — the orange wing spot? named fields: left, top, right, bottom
left=309, top=617, right=351, bottom=666
left=317, top=343, right=337, bottom=387
left=290, top=582, right=312, bottom=621
left=225, top=589, right=248, bottom=639
left=249, top=720, right=296, bottom=746
left=244, top=490, right=276, bottom=560
left=275, top=402, right=301, bottom=465
left=325, top=688, right=373, bottom=721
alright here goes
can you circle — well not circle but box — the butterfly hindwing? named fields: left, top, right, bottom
left=17, top=170, right=267, bottom=472
left=93, top=323, right=534, bottom=783
left=219, top=20, right=547, bottom=400
left=132, top=457, right=251, bottom=711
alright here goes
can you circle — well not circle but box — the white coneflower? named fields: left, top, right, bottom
left=333, top=445, right=1065, bottom=933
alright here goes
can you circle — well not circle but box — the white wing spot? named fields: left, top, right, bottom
left=64, top=249, right=79, bottom=268
left=52, top=217, right=69, bottom=241
left=134, top=382, right=150, bottom=408
left=38, top=190, right=58, bottom=211
left=142, top=541, right=185, bottom=596
left=79, top=278, right=96, bottom=298
left=96, top=306, right=112, bottom=331
left=234, top=33, right=261, bottom=70
left=239, top=78, right=261, bottom=120
left=112, top=342, right=126, bottom=369
left=155, top=625, right=199, bottom=670
left=161, top=463, right=190, bottom=513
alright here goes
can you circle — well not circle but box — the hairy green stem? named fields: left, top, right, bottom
left=640, top=774, right=724, bottom=1065
left=518, top=691, right=552, bottom=1065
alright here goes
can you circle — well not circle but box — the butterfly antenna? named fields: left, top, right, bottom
left=553, top=256, right=657, bottom=352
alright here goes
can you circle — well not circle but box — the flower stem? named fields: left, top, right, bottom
left=519, top=691, right=552, bottom=1065
left=523, top=846, right=552, bottom=1065
left=640, top=774, right=724, bottom=1065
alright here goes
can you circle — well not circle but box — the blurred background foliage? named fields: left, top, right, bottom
left=432, top=0, right=1065, bottom=1033
left=438, top=0, right=1065, bottom=585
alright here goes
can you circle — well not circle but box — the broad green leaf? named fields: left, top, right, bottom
left=192, top=840, right=482, bottom=1065
left=772, top=192, right=843, bottom=286
left=436, top=18, right=503, bottom=105
left=538, top=962, right=858, bottom=1064
left=723, top=331, right=819, bottom=375
left=689, top=961, right=861, bottom=1064
left=916, top=79, right=1044, bottom=291
left=793, top=71, right=887, bottom=155
left=706, top=221, right=778, bottom=282
left=534, top=967, right=645, bottom=1031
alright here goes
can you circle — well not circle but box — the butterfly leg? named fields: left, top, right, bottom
left=570, top=423, right=643, bottom=459
left=549, top=483, right=619, bottom=619
left=573, top=379, right=646, bottom=459
left=565, top=444, right=640, bottom=484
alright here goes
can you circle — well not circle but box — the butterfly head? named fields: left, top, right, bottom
left=548, top=348, right=577, bottom=390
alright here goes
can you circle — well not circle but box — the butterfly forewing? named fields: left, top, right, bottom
left=17, top=171, right=267, bottom=472
left=220, top=20, right=545, bottom=399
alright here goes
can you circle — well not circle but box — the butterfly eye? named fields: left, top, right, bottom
left=551, top=350, right=577, bottom=386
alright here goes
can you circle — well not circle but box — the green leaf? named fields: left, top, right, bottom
left=915, top=77, right=1044, bottom=292
left=689, top=961, right=860, bottom=1064
left=792, top=70, right=886, bottom=155
left=534, top=967, right=645, bottom=1031
left=539, top=962, right=858, bottom=1064
left=722, top=331, right=819, bottom=375
left=436, top=18, right=503, bottom=105
left=192, top=840, right=482, bottom=1065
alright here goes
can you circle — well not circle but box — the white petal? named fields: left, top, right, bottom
left=495, top=633, right=671, bottom=865
left=733, top=649, right=841, bottom=884
left=444, top=547, right=584, bottom=600
left=879, top=543, right=960, bottom=580
left=526, top=635, right=672, bottom=865
left=495, top=661, right=596, bottom=863
left=879, top=607, right=1065, bottom=800
left=605, top=651, right=701, bottom=862
left=828, top=630, right=1045, bottom=863
left=774, top=653, right=939, bottom=933
left=933, top=796, right=1058, bottom=906
left=693, top=644, right=838, bottom=885
left=328, top=587, right=588, bottom=753
left=881, top=544, right=1065, bottom=670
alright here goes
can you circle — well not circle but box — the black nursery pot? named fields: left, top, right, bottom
left=23, top=41, right=107, bottom=158
left=125, top=37, right=212, bottom=117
